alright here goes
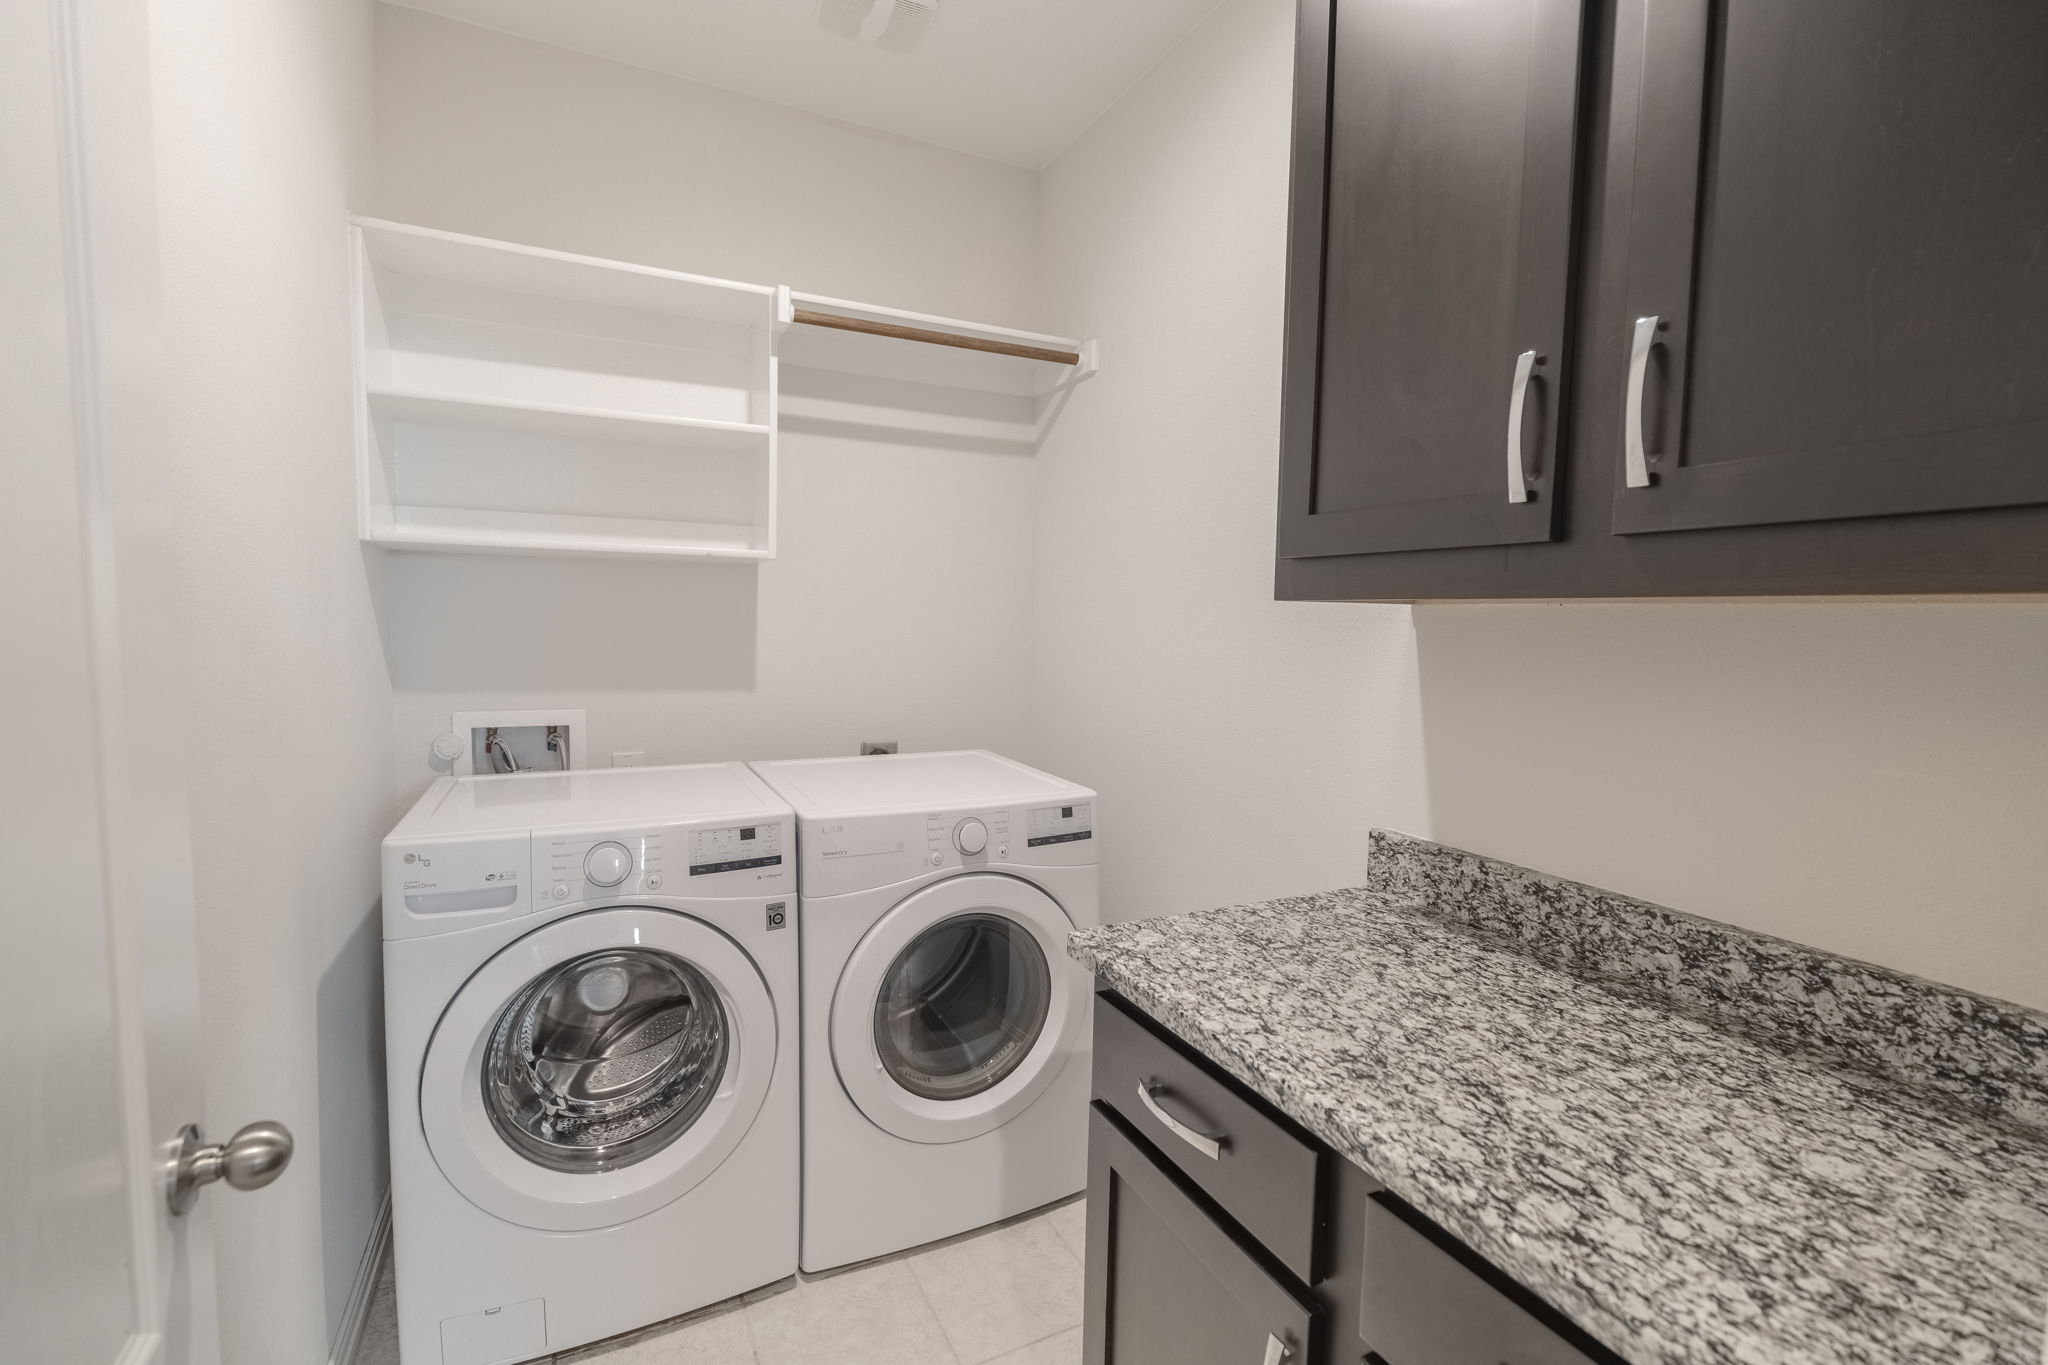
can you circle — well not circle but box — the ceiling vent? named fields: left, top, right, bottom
left=818, top=0, right=939, bottom=54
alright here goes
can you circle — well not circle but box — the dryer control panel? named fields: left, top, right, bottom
left=1026, top=802, right=1094, bottom=848
left=799, top=795, right=1098, bottom=897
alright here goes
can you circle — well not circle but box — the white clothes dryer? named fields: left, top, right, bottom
left=381, top=764, right=798, bottom=1365
left=751, top=750, right=1099, bottom=1272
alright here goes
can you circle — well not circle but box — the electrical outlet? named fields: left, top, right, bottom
left=859, top=740, right=899, bottom=755
left=611, top=751, right=646, bottom=768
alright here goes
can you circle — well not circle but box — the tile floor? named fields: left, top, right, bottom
left=355, top=1197, right=1086, bottom=1365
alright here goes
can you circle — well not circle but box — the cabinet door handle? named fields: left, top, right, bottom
left=1261, top=1333, right=1290, bottom=1365
left=1136, top=1080, right=1224, bottom=1159
left=1624, top=315, right=1660, bottom=488
left=1505, top=349, right=1541, bottom=503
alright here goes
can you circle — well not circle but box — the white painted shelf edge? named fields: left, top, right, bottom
left=364, top=507, right=772, bottom=561
left=350, top=214, right=777, bottom=316
left=368, top=387, right=772, bottom=448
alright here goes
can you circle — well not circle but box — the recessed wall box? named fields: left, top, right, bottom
left=448, top=708, right=587, bottom=776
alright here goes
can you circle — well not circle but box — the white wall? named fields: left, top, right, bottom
left=371, top=6, right=1041, bottom=798
left=1031, top=0, right=1433, bottom=922
left=1414, top=603, right=2048, bottom=1009
left=147, top=0, right=393, bottom=1359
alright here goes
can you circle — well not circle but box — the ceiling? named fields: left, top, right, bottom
left=383, top=0, right=1226, bottom=169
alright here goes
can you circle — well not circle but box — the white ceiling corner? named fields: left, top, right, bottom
left=380, top=0, right=1225, bottom=169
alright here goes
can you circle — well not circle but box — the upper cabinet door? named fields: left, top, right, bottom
left=1612, top=0, right=2048, bottom=535
left=1278, top=0, right=1590, bottom=558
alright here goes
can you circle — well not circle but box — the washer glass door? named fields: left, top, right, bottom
left=873, top=914, right=1051, bottom=1102
left=422, top=906, right=779, bottom=1232
left=484, top=947, right=729, bottom=1172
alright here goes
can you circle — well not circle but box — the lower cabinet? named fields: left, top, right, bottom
left=1084, top=991, right=1630, bottom=1365
left=1083, top=1106, right=1322, bottom=1365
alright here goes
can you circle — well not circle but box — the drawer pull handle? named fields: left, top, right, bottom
left=1624, top=315, right=1660, bottom=489
left=1136, top=1080, right=1225, bottom=1160
left=1261, top=1333, right=1289, bottom=1365
left=1505, top=349, right=1541, bottom=503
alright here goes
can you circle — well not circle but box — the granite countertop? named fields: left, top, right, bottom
left=1068, top=832, right=2048, bottom=1365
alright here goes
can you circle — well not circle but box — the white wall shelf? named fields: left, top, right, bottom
left=775, top=292, right=1097, bottom=453
left=352, top=217, right=779, bottom=561
left=351, top=218, right=1097, bottom=560
left=366, top=389, right=772, bottom=449
left=373, top=507, right=769, bottom=560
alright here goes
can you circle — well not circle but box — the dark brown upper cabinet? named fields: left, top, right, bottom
left=1612, top=0, right=2048, bottom=536
left=1277, top=0, right=1590, bottom=558
left=1276, top=0, right=2048, bottom=600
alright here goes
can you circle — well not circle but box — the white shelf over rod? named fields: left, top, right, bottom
left=774, top=290, right=1098, bottom=451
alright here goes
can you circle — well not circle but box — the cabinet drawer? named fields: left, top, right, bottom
left=1085, top=1105, right=1322, bottom=1365
left=1361, top=1193, right=1622, bottom=1365
left=1092, top=993, right=1323, bottom=1282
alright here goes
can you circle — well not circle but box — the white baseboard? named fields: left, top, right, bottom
left=329, top=1189, right=392, bottom=1365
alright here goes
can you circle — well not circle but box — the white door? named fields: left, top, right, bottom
left=3, top=0, right=278, bottom=1360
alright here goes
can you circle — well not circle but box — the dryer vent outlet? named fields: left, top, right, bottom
left=859, top=740, right=900, bottom=756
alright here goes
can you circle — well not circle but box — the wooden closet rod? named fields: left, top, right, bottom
left=791, top=308, right=1082, bottom=366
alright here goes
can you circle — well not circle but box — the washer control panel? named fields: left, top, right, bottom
left=584, top=841, right=633, bottom=887
left=688, top=823, right=784, bottom=877
left=542, top=830, right=668, bottom=902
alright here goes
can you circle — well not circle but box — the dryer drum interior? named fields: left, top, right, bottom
left=483, top=946, right=730, bottom=1173
left=872, top=912, right=1052, bottom=1102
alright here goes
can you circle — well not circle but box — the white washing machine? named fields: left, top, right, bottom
left=751, top=750, right=1099, bottom=1272
left=381, top=763, right=798, bottom=1365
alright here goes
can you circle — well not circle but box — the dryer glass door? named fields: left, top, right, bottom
left=831, top=873, right=1087, bottom=1144
left=483, top=947, right=729, bottom=1173
left=873, top=914, right=1052, bottom=1102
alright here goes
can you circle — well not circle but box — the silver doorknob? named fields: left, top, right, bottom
left=167, top=1120, right=293, bottom=1215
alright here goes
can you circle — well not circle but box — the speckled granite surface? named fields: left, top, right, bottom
left=1068, top=837, right=2048, bottom=1365
left=1368, top=831, right=2048, bottom=1132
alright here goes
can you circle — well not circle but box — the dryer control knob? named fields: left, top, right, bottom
left=584, top=842, right=632, bottom=887
left=953, top=818, right=988, bottom=856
